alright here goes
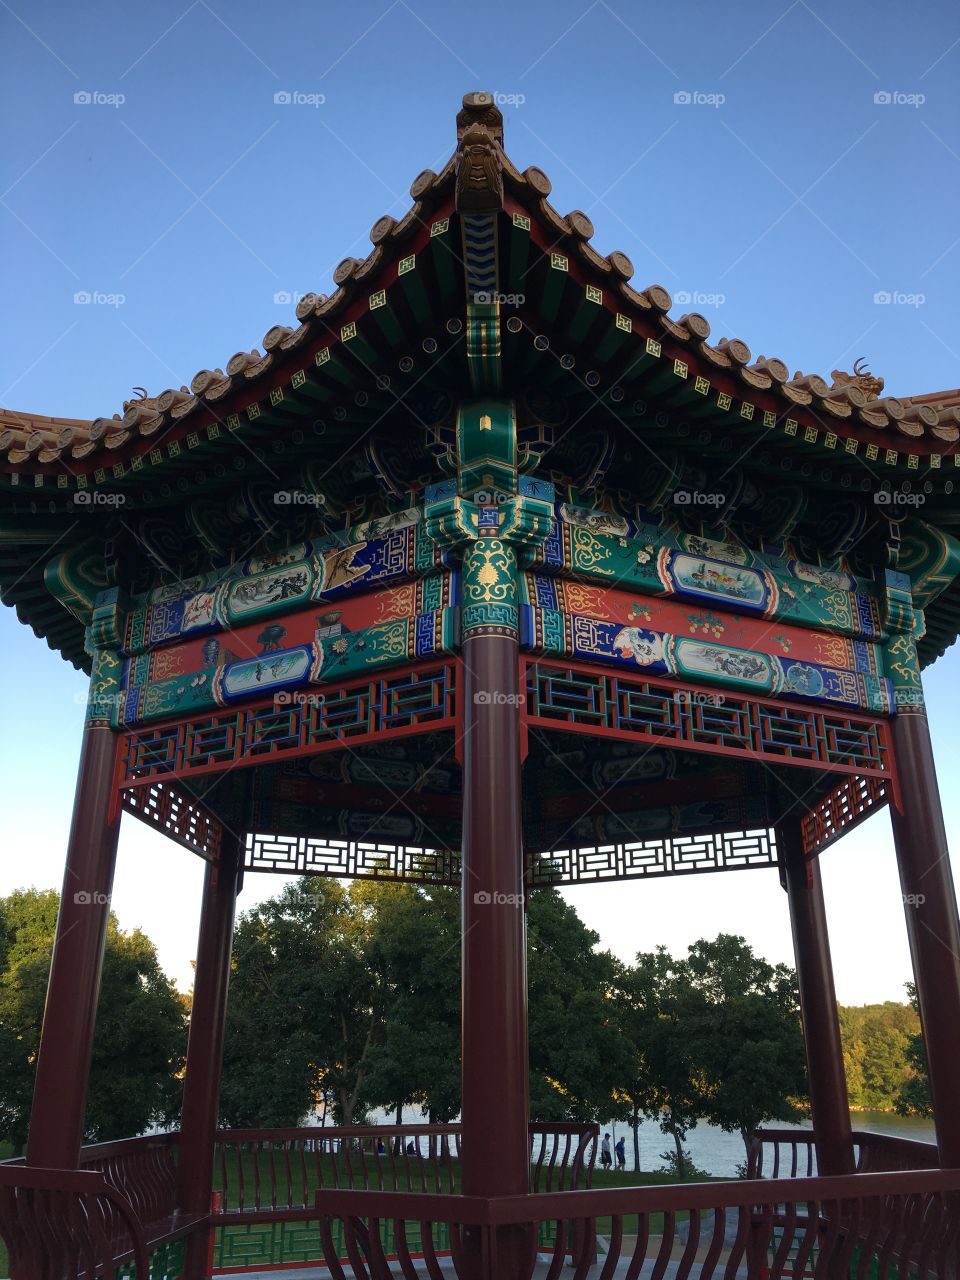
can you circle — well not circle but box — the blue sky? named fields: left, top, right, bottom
left=1, top=0, right=958, bottom=1001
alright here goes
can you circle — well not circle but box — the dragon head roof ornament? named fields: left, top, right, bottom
left=830, top=357, right=885, bottom=401
left=455, top=92, right=504, bottom=214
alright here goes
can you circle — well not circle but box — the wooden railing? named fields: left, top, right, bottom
left=211, top=1121, right=597, bottom=1215
left=748, top=1125, right=940, bottom=1180
left=0, top=1164, right=150, bottom=1280
left=855, top=1129, right=939, bottom=1174
left=77, top=1132, right=180, bottom=1227
left=313, top=1168, right=960, bottom=1279
left=5, top=1123, right=949, bottom=1276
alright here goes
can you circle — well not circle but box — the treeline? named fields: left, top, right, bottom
left=0, top=888, right=185, bottom=1153
left=5, top=879, right=927, bottom=1163
left=218, top=879, right=810, bottom=1172
left=838, top=998, right=930, bottom=1116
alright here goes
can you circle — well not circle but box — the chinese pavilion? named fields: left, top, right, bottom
left=3, top=93, right=960, bottom=1278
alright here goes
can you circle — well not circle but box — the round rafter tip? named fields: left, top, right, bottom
left=608, top=251, right=634, bottom=281
left=369, top=215, right=397, bottom=245
left=566, top=210, right=595, bottom=239
left=410, top=170, right=436, bottom=200
left=523, top=166, right=552, bottom=196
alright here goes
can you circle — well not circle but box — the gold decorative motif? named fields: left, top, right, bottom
left=371, top=621, right=409, bottom=661
left=817, top=635, right=853, bottom=668
left=822, top=591, right=854, bottom=628
left=887, top=634, right=920, bottom=685
left=470, top=540, right=513, bottom=603
left=376, top=584, right=416, bottom=621
left=563, top=583, right=606, bottom=616
left=571, top=530, right=615, bottom=576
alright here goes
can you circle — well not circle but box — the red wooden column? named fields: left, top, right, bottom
left=27, top=725, right=123, bottom=1167
left=460, top=634, right=530, bottom=1197
left=888, top=710, right=960, bottom=1166
left=178, top=835, right=242, bottom=1279
left=781, top=820, right=854, bottom=1176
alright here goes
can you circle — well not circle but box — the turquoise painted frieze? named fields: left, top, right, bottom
left=123, top=509, right=440, bottom=656
left=521, top=605, right=893, bottom=714
left=532, top=503, right=883, bottom=641
left=121, top=603, right=457, bottom=726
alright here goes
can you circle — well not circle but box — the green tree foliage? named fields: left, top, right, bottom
left=892, top=986, right=931, bottom=1118
left=613, top=947, right=705, bottom=1178
left=356, top=882, right=461, bottom=1124
left=837, top=999, right=921, bottom=1112
left=682, top=935, right=807, bottom=1154
left=613, top=936, right=807, bottom=1169
left=220, top=878, right=371, bottom=1127
left=0, top=888, right=186, bottom=1151
left=221, top=878, right=630, bottom=1129
left=526, top=890, right=630, bottom=1122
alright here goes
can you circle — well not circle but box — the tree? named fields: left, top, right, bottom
left=221, top=877, right=635, bottom=1133
left=359, top=882, right=461, bottom=1124
left=613, top=948, right=706, bottom=1178
left=0, top=888, right=186, bottom=1152
left=682, top=935, right=807, bottom=1156
left=220, top=877, right=378, bottom=1127
left=839, top=999, right=921, bottom=1111
left=526, top=890, right=631, bottom=1124
left=895, top=986, right=931, bottom=1118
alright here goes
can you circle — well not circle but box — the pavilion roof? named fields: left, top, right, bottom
left=1, top=99, right=958, bottom=473
left=1, top=93, right=958, bottom=672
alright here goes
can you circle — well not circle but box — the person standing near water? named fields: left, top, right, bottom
left=601, top=1133, right=612, bottom=1169
left=615, top=1136, right=626, bottom=1171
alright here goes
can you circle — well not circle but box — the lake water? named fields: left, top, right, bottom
left=598, top=1110, right=937, bottom=1177
left=361, top=1108, right=936, bottom=1179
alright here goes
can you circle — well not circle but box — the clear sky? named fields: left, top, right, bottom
left=1, top=0, right=958, bottom=1003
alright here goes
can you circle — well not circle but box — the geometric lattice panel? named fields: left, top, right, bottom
left=121, top=662, right=458, bottom=785
left=801, top=774, right=890, bottom=855
left=244, top=830, right=781, bottom=887
left=120, top=781, right=222, bottom=861
left=524, top=660, right=891, bottom=778
left=528, top=828, right=778, bottom=885
left=244, top=834, right=460, bottom=885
